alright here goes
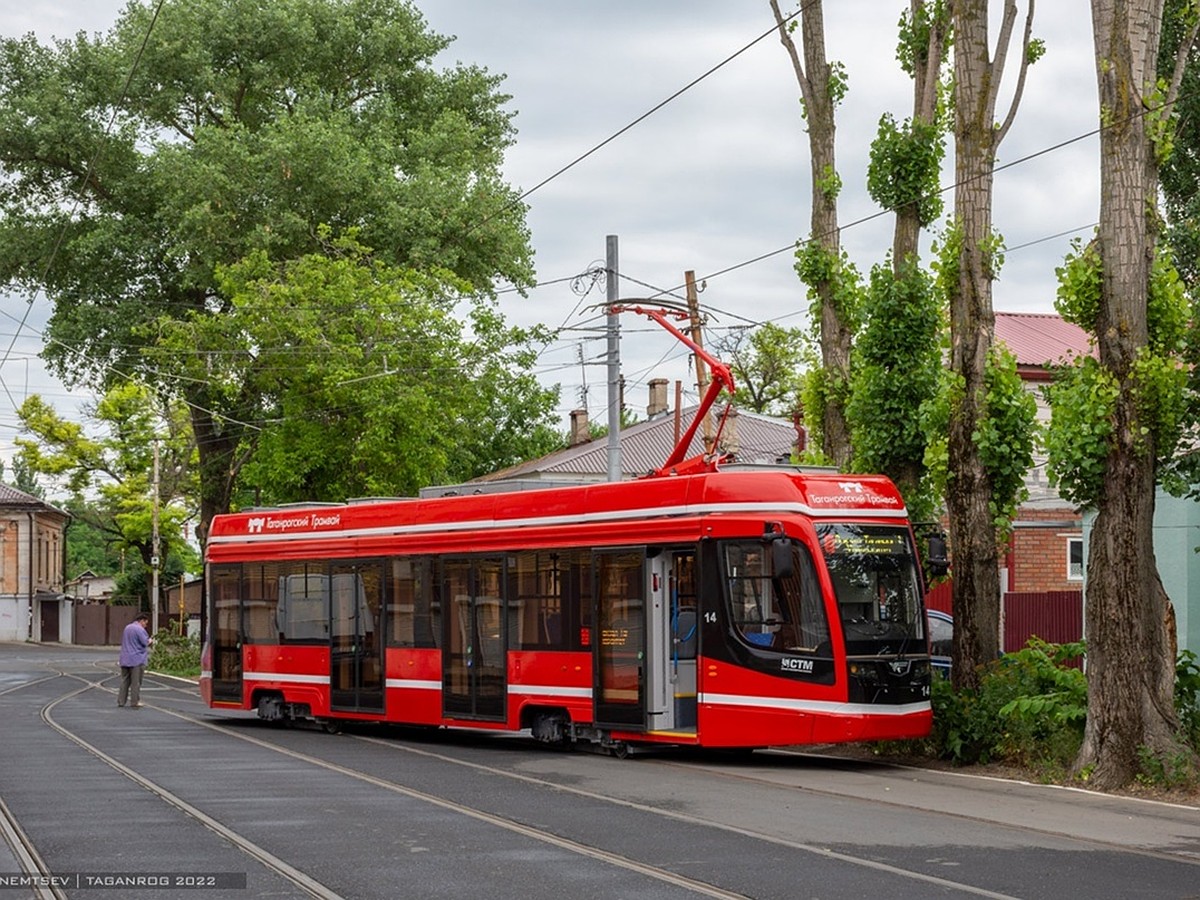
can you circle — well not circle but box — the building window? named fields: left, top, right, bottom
left=1067, top=537, right=1084, bottom=581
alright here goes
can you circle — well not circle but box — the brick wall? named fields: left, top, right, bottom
left=1008, top=506, right=1083, bottom=593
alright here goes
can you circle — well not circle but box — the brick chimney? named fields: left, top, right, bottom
left=647, top=378, right=669, bottom=419
left=569, top=409, right=591, bottom=446
left=721, top=407, right=740, bottom=457
left=792, top=411, right=807, bottom=455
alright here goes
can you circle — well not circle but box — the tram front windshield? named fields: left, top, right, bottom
left=817, top=524, right=925, bottom=655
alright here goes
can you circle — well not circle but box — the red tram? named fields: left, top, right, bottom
left=201, top=306, right=936, bottom=752
left=200, top=468, right=936, bottom=751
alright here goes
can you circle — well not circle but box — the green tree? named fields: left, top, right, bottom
left=151, top=236, right=560, bottom=504
left=0, top=457, right=44, bottom=498
left=712, top=323, right=806, bottom=416
left=847, top=259, right=943, bottom=521
left=1159, top=0, right=1200, bottom=294
left=60, top=498, right=125, bottom=579
left=944, top=0, right=1041, bottom=691
left=1158, top=0, right=1200, bottom=499
left=1043, top=0, right=1199, bottom=790
left=848, top=1, right=950, bottom=521
left=771, top=0, right=857, bottom=467
left=0, top=0, right=537, bottom=541
left=15, top=383, right=200, bottom=600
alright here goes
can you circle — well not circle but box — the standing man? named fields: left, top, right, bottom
left=118, top=613, right=152, bottom=708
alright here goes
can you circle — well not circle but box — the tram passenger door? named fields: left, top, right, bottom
left=209, top=566, right=243, bottom=703
left=329, top=563, right=385, bottom=713
left=668, top=551, right=698, bottom=731
left=442, top=558, right=506, bottom=721
left=594, top=550, right=646, bottom=729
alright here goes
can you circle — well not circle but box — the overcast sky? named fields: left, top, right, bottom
left=0, top=0, right=1100, bottom=472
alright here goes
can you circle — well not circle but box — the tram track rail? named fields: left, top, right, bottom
left=45, top=673, right=749, bottom=900
left=39, top=677, right=344, bottom=900
left=0, top=795, right=66, bottom=900
left=23, top=668, right=1200, bottom=899
left=347, top=729, right=1200, bottom=873
left=48, top=675, right=1018, bottom=900
left=658, top=748, right=1200, bottom=866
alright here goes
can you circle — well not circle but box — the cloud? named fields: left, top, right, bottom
left=1, top=0, right=1104, bottom=455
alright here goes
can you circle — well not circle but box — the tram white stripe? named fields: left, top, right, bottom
left=242, top=671, right=329, bottom=685
left=700, top=693, right=930, bottom=717
left=209, top=499, right=907, bottom=545
left=506, top=684, right=593, bottom=699
left=384, top=678, right=440, bottom=691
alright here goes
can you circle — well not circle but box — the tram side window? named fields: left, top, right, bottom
left=510, top=550, right=566, bottom=649
left=210, top=566, right=242, bottom=674
left=723, top=540, right=828, bottom=653
left=387, top=557, right=438, bottom=648
left=672, top=553, right=698, bottom=660
left=597, top=551, right=643, bottom=644
left=242, top=563, right=282, bottom=643
left=277, top=564, right=329, bottom=642
left=563, top=549, right=593, bottom=651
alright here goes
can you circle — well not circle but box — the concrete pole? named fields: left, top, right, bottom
left=606, top=235, right=622, bottom=481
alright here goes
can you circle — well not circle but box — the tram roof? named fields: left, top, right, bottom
left=207, top=468, right=907, bottom=549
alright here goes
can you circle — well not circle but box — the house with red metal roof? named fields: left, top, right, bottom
left=993, top=312, right=1090, bottom=600
left=923, top=313, right=1090, bottom=650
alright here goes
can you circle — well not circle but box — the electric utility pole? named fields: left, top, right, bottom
left=606, top=235, right=622, bottom=481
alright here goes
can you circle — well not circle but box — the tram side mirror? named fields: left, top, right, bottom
left=926, top=533, right=950, bottom=579
left=771, top=537, right=794, bottom=580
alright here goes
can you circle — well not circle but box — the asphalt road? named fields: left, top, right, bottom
left=1, top=642, right=1197, bottom=900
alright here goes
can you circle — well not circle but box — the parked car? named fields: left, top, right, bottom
left=926, top=609, right=952, bottom=678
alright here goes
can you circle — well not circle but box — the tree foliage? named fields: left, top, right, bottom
left=846, top=257, right=942, bottom=521
left=1048, top=238, right=1190, bottom=508
left=712, top=323, right=807, bottom=417
left=0, top=0, right=544, bottom=539
left=146, top=233, right=560, bottom=505
left=867, top=113, right=946, bottom=228
left=15, top=383, right=199, bottom=587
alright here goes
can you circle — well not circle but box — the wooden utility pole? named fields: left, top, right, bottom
left=606, top=236, right=622, bottom=481
left=684, top=271, right=713, bottom=452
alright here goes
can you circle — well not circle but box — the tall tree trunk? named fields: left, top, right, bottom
left=893, top=0, right=948, bottom=269
left=189, top=404, right=242, bottom=549
left=947, top=0, right=1035, bottom=689
left=771, top=0, right=853, bottom=468
left=1078, top=0, right=1184, bottom=789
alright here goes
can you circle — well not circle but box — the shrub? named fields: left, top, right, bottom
left=1176, top=649, right=1200, bottom=749
left=930, top=638, right=1087, bottom=772
left=149, top=628, right=201, bottom=678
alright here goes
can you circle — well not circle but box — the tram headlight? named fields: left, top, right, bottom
left=848, top=662, right=880, bottom=683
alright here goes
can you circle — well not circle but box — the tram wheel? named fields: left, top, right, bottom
left=321, top=719, right=343, bottom=735
left=611, top=741, right=630, bottom=759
